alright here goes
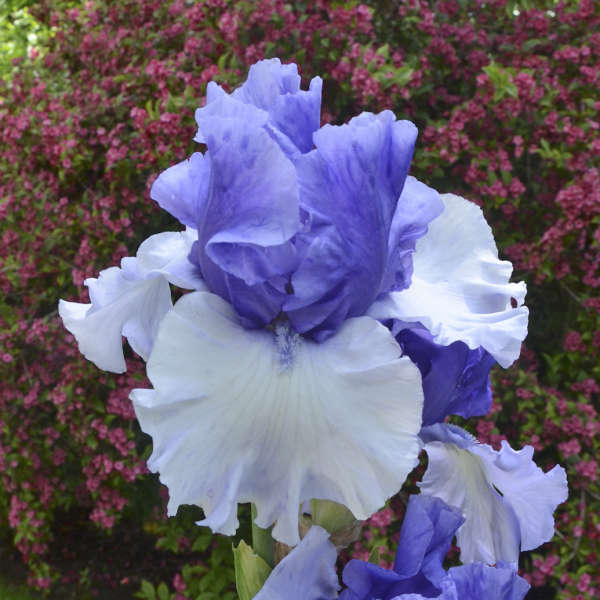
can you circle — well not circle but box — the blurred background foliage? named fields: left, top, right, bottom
left=0, top=0, right=598, bottom=598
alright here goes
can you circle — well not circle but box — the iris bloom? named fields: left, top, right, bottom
left=341, top=495, right=531, bottom=600
left=59, top=59, right=528, bottom=545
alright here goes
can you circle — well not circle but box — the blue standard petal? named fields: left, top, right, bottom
left=285, top=111, right=436, bottom=340
left=190, top=99, right=301, bottom=326
left=232, top=58, right=323, bottom=154
left=341, top=495, right=463, bottom=600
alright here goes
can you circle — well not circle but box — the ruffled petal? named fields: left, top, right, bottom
left=471, top=440, right=568, bottom=552
left=340, top=495, right=463, bottom=600
left=285, top=112, right=420, bottom=339
left=369, top=193, right=528, bottom=368
left=136, top=228, right=206, bottom=290
left=59, top=268, right=171, bottom=373
left=191, top=98, right=301, bottom=325
left=419, top=424, right=567, bottom=564
left=394, top=495, right=464, bottom=588
left=448, top=563, right=530, bottom=600
left=150, top=153, right=210, bottom=228
left=58, top=229, right=203, bottom=372
left=381, top=177, right=444, bottom=293
left=397, top=326, right=495, bottom=426
left=131, top=291, right=423, bottom=545
left=232, top=58, right=323, bottom=154
left=254, top=526, right=339, bottom=600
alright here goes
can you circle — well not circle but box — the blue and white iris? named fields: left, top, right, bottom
left=59, top=59, right=532, bottom=547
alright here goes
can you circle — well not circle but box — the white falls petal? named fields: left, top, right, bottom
left=58, top=229, right=204, bottom=373
left=131, top=291, right=423, bottom=545
left=255, top=526, right=339, bottom=600
left=369, top=193, right=528, bottom=368
left=419, top=424, right=567, bottom=565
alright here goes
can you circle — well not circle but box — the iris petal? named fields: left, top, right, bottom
left=130, top=291, right=423, bottom=545
left=190, top=101, right=301, bottom=326
left=340, top=494, right=530, bottom=600
left=150, top=153, right=210, bottom=228
left=369, top=193, right=528, bottom=368
left=232, top=58, right=323, bottom=155
left=58, top=229, right=201, bottom=372
left=381, top=176, right=444, bottom=293
left=397, top=326, right=495, bottom=426
left=447, top=563, right=530, bottom=600
left=285, top=112, right=422, bottom=339
left=254, top=526, right=339, bottom=600
left=419, top=424, right=568, bottom=564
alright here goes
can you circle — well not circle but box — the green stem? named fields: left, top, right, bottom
left=251, top=504, right=275, bottom=568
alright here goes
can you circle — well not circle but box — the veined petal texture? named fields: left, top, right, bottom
left=285, top=113, right=439, bottom=339
left=419, top=424, right=568, bottom=564
left=369, top=193, right=528, bottom=368
left=130, top=291, right=423, bottom=545
left=58, top=229, right=202, bottom=373
left=446, top=563, right=530, bottom=600
left=254, top=526, right=339, bottom=600
left=190, top=93, right=301, bottom=326
left=391, top=565, right=530, bottom=600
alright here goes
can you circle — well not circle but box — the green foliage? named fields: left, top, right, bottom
left=232, top=541, right=271, bottom=600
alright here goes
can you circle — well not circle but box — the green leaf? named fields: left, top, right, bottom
left=135, top=580, right=157, bottom=600
left=233, top=540, right=272, bottom=600
left=157, top=582, right=171, bottom=600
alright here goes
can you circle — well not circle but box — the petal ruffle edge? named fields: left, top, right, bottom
left=419, top=424, right=568, bottom=564
left=131, top=291, right=423, bottom=545
left=369, top=193, right=528, bottom=368
left=58, top=229, right=203, bottom=372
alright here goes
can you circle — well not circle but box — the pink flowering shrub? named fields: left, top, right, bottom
left=0, top=0, right=598, bottom=596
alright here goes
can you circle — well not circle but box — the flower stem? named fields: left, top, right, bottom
left=251, top=504, right=275, bottom=568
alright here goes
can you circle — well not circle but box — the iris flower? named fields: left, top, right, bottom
left=340, top=494, right=531, bottom=600
left=59, top=59, right=528, bottom=545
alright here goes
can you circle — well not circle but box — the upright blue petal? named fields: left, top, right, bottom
left=284, top=112, right=421, bottom=340
left=340, top=494, right=530, bottom=600
left=232, top=58, right=323, bottom=154
left=190, top=101, right=301, bottom=326
left=393, top=495, right=464, bottom=589
left=397, top=326, right=495, bottom=426
left=341, top=495, right=463, bottom=600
